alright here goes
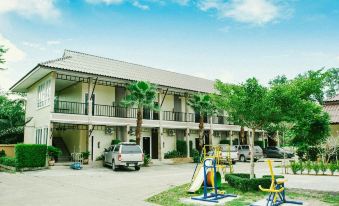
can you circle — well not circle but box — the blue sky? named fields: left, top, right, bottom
left=1, top=0, right=339, bottom=89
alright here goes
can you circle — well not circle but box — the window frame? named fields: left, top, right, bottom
left=37, top=79, right=51, bottom=109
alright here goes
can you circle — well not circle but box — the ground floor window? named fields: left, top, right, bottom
left=36, top=127, right=48, bottom=144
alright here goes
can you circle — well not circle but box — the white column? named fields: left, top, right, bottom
left=262, top=131, right=265, bottom=148
left=209, top=116, right=213, bottom=145
left=158, top=91, right=164, bottom=160
left=186, top=128, right=190, bottom=158
left=125, top=125, right=130, bottom=142
left=230, top=130, right=233, bottom=146
left=49, top=72, right=56, bottom=146
left=276, top=131, right=280, bottom=147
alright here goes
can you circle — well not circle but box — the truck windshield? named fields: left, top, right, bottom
left=121, top=145, right=142, bottom=154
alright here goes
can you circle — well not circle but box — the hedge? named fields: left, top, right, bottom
left=0, top=157, right=17, bottom=167
left=176, top=140, right=187, bottom=156
left=225, top=173, right=284, bottom=191
left=15, top=144, right=47, bottom=169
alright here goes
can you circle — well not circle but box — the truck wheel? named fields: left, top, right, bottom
left=135, top=166, right=140, bottom=171
left=112, top=160, right=117, bottom=171
left=240, top=155, right=246, bottom=162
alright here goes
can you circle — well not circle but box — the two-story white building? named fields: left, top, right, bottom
left=10, top=50, right=267, bottom=161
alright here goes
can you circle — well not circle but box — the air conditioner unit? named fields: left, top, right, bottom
left=167, top=129, right=176, bottom=136
left=105, top=126, right=115, bottom=135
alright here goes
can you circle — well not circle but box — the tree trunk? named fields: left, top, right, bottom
left=240, top=126, right=245, bottom=144
left=250, top=128, right=255, bottom=179
left=136, top=106, right=143, bottom=145
left=198, top=114, right=204, bottom=152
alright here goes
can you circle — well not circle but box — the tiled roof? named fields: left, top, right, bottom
left=324, top=103, right=339, bottom=124
left=40, top=50, right=215, bottom=93
left=325, top=94, right=339, bottom=102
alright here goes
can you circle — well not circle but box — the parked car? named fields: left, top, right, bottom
left=263, top=146, right=294, bottom=158
left=234, top=145, right=263, bottom=162
left=104, top=142, right=144, bottom=171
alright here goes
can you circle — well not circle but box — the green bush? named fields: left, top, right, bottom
left=111, top=139, right=121, bottom=145
left=305, top=160, right=312, bottom=174
left=176, top=140, right=187, bottom=156
left=319, top=161, right=327, bottom=175
left=299, top=161, right=304, bottom=174
left=0, top=157, right=17, bottom=167
left=290, top=161, right=300, bottom=174
left=262, top=175, right=285, bottom=179
left=313, top=162, right=320, bottom=175
left=329, top=163, right=337, bottom=175
left=47, top=146, right=62, bottom=160
left=219, top=139, right=230, bottom=145
left=191, top=149, right=200, bottom=163
left=0, top=149, right=6, bottom=157
left=296, top=148, right=306, bottom=160
left=225, top=173, right=281, bottom=191
left=143, top=154, right=151, bottom=167
left=306, top=146, right=320, bottom=161
left=15, top=144, right=47, bottom=169
left=164, top=150, right=184, bottom=159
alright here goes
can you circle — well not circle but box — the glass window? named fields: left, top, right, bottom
left=121, top=145, right=142, bottom=154
left=37, top=80, right=51, bottom=108
left=35, top=127, right=48, bottom=144
left=113, top=145, right=120, bottom=152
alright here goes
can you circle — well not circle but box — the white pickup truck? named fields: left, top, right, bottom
left=104, top=143, right=144, bottom=171
left=208, top=144, right=238, bottom=164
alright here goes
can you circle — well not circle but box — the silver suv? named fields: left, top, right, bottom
left=104, top=143, right=144, bottom=171
left=234, top=145, right=263, bottom=162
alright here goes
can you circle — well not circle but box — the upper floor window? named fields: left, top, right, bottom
left=37, top=80, right=51, bottom=108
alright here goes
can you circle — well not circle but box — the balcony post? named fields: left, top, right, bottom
left=125, top=125, right=130, bottom=142
left=87, top=77, right=93, bottom=118
left=185, top=128, right=190, bottom=158
left=158, top=90, right=164, bottom=160
left=50, top=72, right=56, bottom=113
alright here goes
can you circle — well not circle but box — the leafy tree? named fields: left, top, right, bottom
left=0, top=93, right=25, bottom=143
left=121, top=81, right=158, bottom=145
left=0, top=45, right=7, bottom=68
left=215, top=78, right=275, bottom=178
left=187, top=94, right=215, bottom=151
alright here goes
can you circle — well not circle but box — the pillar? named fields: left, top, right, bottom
left=158, top=91, right=164, bottom=160
left=230, top=130, right=233, bottom=146
left=209, top=116, right=213, bottom=145
left=276, top=131, right=280, bottom=147
left=124, top=125, right=130, bottom=142
left=186, top=128, right=190, bottom=158
left=262, top=131, right=265, bottom=148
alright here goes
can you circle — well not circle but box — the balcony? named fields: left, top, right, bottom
left=53, top=100, right=230, bottom=124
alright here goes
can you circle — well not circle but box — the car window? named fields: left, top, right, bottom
left=242, top=145, right=249, bottom=150
left=121, top=145, right=142, bottom=154
left=113, top=145, right=120, bottom=152
left=110, top=146, right=114, bottom=151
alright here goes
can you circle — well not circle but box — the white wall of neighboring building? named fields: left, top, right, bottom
left=91, top=129, right=115, bottom=159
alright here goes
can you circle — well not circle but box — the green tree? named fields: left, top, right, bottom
left=121, top=81, right=158, bottom=145
left=215, top=78, right=276, bottom=178
left=0, top=93, right=25, bottom=143
left=0, top=45, right=8, bottom=70
left=187, top=94, right=215, bottom=151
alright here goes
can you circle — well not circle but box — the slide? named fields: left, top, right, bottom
left=188, top=161, right=212, bottom=193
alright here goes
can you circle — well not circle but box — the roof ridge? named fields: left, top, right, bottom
left=63, top=49, right=214, bottom=82
left=40, top=56, right=72, bottom=66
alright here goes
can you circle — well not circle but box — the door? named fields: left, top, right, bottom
left=174, top=95, right=182, bottom=121
left=151, top=129, right=158, bottom=159
left=142, top=137, right=151, bottom=157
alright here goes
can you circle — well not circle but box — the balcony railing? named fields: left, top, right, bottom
left=54, top=100, right=87, bottom=115
left=53, top=100, right=232, bottom=125
left=163, top=111, right=195, bottom=122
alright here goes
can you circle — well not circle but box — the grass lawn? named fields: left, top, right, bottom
left=146, top=183, right=339, bottom=206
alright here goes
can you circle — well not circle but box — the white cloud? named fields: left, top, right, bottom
left=0, top=34, right=26, bottom=63
left=172, top=0, right=190, bottom=6
left=0, top=0, right=60, bottom=19
left=132, top=1, right=150, bottom=10
left=85, top=0, right=124, bottom=4
left=197, top=0, right=289, bottom=25
left=22, top=41, right=46, bottom=51
left=47, top=40, right=61, bottom=45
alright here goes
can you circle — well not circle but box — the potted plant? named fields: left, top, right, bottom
left=82, top=151, right=90, bottom=164
left=47, top=146, right=62, bottom=166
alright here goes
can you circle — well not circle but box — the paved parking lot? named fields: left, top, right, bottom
left=0, top=161, right=338, bottom=206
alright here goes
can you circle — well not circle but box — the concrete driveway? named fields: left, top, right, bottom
left=0, top=161, right=338, bottom=206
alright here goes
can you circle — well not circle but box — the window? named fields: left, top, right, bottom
left=113, top=145, right=120, bottom=152
left=121, top=145, right=142, bottom=154
left=37, top=80, right=51, bottom=108
left=35, top=127, right=48, bottom=144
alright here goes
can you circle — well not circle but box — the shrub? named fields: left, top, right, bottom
left=95, top=154, right=104, bottom=161
left=290, top=161, right=300, bottom=174
left=329, top=162, right=337, bottom=175
left=47, top=146, right=62, bottom=160
left=164, top=150, right=183, bottom=159
left=319, top=161, right=327, bottom=175
left=306, top=146, right=320, bottom=161
left=225, top=173, right=281, bottom=191
left=219, top=139, right=230, bottom=145
left=191, top=149, right=200, bottom=163
left=81, top=151, right=90, bottom=159
left=299, top=161, right=305, bottom=174
left=0, top=157, right=17, bottom=167
left=143, top=154, right=151, bottom=167
left=111, top=139, right=121, bottom=145
left=313, top=162, right=320, bottom=175
left=15, top=144, right=47, bottom=169
left=262, top=175, right=284, bottom=179
left=0, top=149, right=6, bottom=157
left=305, top=160, right=313, bottom=174
left=176, top=140, right=187, bottom=156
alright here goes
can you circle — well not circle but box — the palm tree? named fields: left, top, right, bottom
left=121, top=81, right=158, bottom=145
left=187, top=94, right=215, bottom=151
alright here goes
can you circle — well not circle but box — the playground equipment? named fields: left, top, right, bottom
left=191, top=158, right=237, bottom=203
left=70, top=152, right=83, bottom=170
left=188, top=145, right=233, bottom=193
left=254, top=159, right=303, bottom=206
